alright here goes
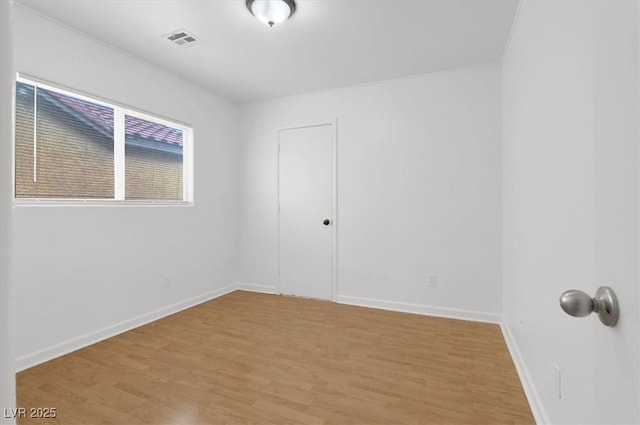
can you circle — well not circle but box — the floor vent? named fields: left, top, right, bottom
left=164, top=29, right=200, bottom=49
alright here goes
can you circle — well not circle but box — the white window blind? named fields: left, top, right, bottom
left=14, top=77, right=191, bottom=203
left=15, top=81, right=115, bottom=198
left=125, top=114, right=184, bottom=201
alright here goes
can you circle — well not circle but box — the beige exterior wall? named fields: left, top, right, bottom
left=125, top=146, right=183, bottom=200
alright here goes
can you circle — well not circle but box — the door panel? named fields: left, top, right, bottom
left=279, top=124, right=333, bottom=300
left=591, top=3, right=639, bottom=423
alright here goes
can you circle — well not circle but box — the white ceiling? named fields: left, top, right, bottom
left=16, top=0, right=519, bottom=104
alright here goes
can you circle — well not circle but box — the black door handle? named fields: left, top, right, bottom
left=323, top=219, right=331, bottom=226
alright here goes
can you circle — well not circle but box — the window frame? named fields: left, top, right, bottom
left=14, top=74, right=194, bottom=207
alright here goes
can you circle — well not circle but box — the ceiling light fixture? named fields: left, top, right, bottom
left=246, top=0, right=296, bottom=28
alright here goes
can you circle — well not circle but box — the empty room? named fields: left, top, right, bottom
left=0, top=0, right=639, bottom=424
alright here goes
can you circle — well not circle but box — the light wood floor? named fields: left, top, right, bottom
left=17, top=291, right=534, bottom=425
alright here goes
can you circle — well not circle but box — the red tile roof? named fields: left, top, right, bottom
left=49, top=91, right=184, bottom=147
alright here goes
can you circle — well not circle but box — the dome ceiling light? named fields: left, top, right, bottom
left=246, top=0, right=296, bottom=28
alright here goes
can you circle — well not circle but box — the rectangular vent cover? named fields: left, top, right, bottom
left=165, top=29, right=200, bottom=49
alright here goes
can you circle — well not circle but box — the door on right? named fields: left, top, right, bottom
left=278, top=123, right=334, bottom=300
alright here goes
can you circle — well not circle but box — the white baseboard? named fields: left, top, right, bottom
left=336, top=295, right=502, bottom=324
left=237, top=287, right=500, bottom=324
left=16, top=284, right=237, bottom=372
left=500, top=322, right=549, bottom=425
left=235, top=282, right=277, bottom=294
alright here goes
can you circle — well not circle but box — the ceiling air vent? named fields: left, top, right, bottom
left=164, top=29, right=200, bottom=49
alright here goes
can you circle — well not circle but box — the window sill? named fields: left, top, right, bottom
left=14, top=199, right=193, bottom=207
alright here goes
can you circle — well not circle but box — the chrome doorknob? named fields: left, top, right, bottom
left=559, top=286, right=619, bottom=327
left=559, top=290, right=595, bottom=317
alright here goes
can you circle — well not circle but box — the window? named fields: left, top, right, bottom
left=14, top=76, right=192, bottom=204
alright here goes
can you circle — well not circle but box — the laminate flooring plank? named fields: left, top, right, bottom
left=17, top=291, right=534, bottom=425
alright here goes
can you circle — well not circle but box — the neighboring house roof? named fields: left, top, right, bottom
left=47, top=90, right=184, bottom=147
left=17, top=82, right=184, bottom=155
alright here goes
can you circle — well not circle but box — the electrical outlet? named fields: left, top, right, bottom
left=427, top=274, right=438, bottom=287
left=163, top=275, right=171, bottom=289
left=554, top=364, right=562, bottom=400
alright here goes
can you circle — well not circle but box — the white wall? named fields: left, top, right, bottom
left=12, top=5, right=240, bottom=369
left=502, top=1, right=639, bottom=424
left=0, top=1, right=16, bottom=423
left=13, top=4, right=640, bottom=424
left=238, top=64, right=502, bottom=321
